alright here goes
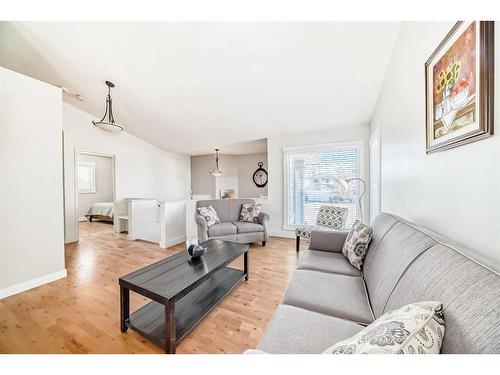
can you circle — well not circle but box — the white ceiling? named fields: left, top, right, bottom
left=0, top=22, right=400, bottom=155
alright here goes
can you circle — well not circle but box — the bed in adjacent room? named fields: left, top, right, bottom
left=85, top=202, right=114, bottom=222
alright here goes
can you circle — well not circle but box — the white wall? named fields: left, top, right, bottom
left=0, top=67, right=66, bottom=297
left=267, top=125, right=370, bottom=238
left=77, top=153, right=113, bottom=219
left=190, top=152, right=268, bottom=199
left=63, top=103, right=191, bottom=243
left=370, top=22, right=500, bottom=266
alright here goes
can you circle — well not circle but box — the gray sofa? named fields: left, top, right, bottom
left=255, top=212, right=500, bottom=354
left=195, top=199, right=269, bottom=246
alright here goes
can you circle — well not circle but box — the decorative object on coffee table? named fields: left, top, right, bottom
left=119, top=240, right=249, bottom=354
left=187, top=244, right=207, bottom=258
left=295, top=205, right=348, bottom=252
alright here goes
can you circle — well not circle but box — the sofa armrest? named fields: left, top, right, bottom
left=258, top=212, right=270, bottom=241
left=195, top=212, right=209, bottom=243
left=309, top=230, right=349, bottom=253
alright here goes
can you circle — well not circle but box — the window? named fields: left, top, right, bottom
left=77, top=162, right=96, bottom=193
left=284, top=142, right=364, bottom=230
left=369, top=128, right=381, bottom=223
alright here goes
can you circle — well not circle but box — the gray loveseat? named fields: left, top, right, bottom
left=195, top=199, right=269, bottom=246
left=255, top=212, right=500, bottom=354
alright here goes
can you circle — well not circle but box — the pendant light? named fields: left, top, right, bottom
left=92, top=81, right=124, bottom=132
left=210, top=148, right=223, bottom=177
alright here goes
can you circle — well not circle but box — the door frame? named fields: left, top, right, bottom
left=74, top=149, right=117, bottom=241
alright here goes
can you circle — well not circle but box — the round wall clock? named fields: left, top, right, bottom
left=253, top=162, right=268, bottom=188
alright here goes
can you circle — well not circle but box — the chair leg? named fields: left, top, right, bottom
left=296, top=236, right=300, bottom=252
left=262, top=241, right=266, bottom=247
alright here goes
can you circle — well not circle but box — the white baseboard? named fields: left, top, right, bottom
left=160, top=235, right=187, bottom=249
left=0, top=269, right=67, bottom=300
left=78, top=216, right=88, bottom=222
left=269, top=229, right=295, bottom=239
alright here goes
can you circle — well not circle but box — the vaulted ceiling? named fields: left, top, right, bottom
left=0, top=22, right=400, bottom=155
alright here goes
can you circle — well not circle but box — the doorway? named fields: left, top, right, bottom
left=74, top=150, right=116, bottom=241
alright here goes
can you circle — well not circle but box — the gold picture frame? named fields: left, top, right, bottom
left=425, top=21, right=494, bottom=153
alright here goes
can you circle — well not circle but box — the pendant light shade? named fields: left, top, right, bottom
left=210, top=148, right=223, bottom=177
left=92, top=81, right=124, bottom=132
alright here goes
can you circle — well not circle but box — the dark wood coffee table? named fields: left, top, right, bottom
left=119, top=239, right=249, bottom=354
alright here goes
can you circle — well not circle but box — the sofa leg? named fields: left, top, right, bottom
left=262, top=241, right=266, bottom=247
left=296, top=236, right=300, bottom=252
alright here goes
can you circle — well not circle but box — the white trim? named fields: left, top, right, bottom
left=0, top=269, right=67, bottom=300
left=78, top=216, right=88, bottom=222
left=282, top=140, right=365, bottom=153
left=369, top=127, right=381, bottom=224
left=160, top=235, right=187, bottom=249
left=73, top=149, right=116, bottom=242
left=282, top=140, right=366, bottom=228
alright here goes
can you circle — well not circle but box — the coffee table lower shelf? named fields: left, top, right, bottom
left=125, top=267, right=245, bottom=350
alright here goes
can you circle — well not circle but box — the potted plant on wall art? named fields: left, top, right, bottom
left=425, top=21, right=494, bottom=153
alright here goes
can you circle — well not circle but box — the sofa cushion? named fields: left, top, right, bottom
left=323, top=301, right=445, bottom=354
left=363, top=220, right=437, bottom=317
left=298, top=250, right=361, bottom=277
left=384, top=244, right=500, bottom=354
left=283, top=270, right=374, bottom=325
left=257, top=304, right=364, bottom=354
left=237, top=232, right=265, bottom=244
left=233, top=221, right=264, bottom=234
left=208, top=222, right=237, bottom=237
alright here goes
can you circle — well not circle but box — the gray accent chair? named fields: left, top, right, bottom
left=254, top=212, right=500, bottom=354
left=195, top=199, right=269, bottom=246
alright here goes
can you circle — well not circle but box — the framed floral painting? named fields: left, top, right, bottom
left=425, top=21, right=494, bottom=153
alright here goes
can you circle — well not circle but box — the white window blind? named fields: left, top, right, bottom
left=369, top=128, right=381, bottom=223
left=284, top=142, right=363, bottom=230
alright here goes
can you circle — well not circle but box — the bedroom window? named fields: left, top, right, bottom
left=77, top=162, right=96, bottom=194
left=283, top=141, right=364, bottom=230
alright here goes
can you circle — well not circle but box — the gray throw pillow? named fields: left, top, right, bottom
left=342, top=220, right=373, bottom=270
left=239, top=203, right=261, bottom=223
left=197, top=205, right=220, bottom=227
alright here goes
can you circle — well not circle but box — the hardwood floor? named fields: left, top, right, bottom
left=0, top=222, right=307, bottom=353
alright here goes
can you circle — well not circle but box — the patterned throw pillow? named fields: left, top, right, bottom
left=342, top=220, right=373, bottom=270
left=197, top=205, right=220, bottom=227
left=323, top=301, right=445, bottom=354
left=239, top=203, right=261, bottom=223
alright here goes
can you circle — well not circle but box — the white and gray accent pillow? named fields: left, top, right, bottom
left=197, top=205, right=220, bottom=227
left=342, top=220, right=373, bottom=270
left=323, top=301, right=445, bottom=354
left=239, top=203, right=261, bottom=223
